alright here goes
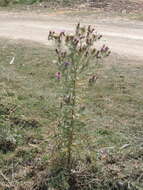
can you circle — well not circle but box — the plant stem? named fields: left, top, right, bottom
left=67, top=69, right=77, bottom=169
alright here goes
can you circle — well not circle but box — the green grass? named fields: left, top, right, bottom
left=0, top=0, right=82, bottom=7
left=0, top=0, right=40, bottom=6
left=0, top=38, right=143, bottom=189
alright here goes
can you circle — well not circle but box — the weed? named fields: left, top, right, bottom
left=48, top=23, right=110, bottom=170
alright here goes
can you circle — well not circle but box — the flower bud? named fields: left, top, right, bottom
left=91, top=48, right=96, bottom=55
left=106, top=51, right=111, bottom=56
left=89, top=75, right=98, bottom=85
left=55, top=72, right=61, bottom=80
left=85, top=51, right=89, bottom=57
left=88, top=25, right=91, bottom=32
left=76, top=23, right=80, bottom=34
left=55, top=49, right=59, bottom=54
left=91, top=28, right=95, bottom=33
left=73, top=38, right=79, bottom=46
left=95, top=51, right=101, bottom=59
left=98, top=35, right=102, bottom=39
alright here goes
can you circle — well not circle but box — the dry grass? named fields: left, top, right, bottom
left=0, top=38, right=142, bottom=189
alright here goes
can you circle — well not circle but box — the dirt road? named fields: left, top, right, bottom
left=0, top=11, right=143, bottom=61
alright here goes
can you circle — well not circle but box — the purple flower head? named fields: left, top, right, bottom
left=101, top=47, right=105, bottom=52
left=64, top=62, right=71, bottom=67
left=55, top=72, right=61, bottom=80
left=105, top=46, right=109, bottom=51
left=101, top=45, right=109, bottom=53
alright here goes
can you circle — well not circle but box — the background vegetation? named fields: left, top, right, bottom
left=0, top=38, right=142, bottom=189
left=0, top=0, right=84, bottom=6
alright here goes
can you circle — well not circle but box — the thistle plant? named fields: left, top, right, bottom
left=48, top=23, right=110, bottom=169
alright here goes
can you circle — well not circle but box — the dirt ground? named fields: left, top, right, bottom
left=0, top=10, right=143, bottom=62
